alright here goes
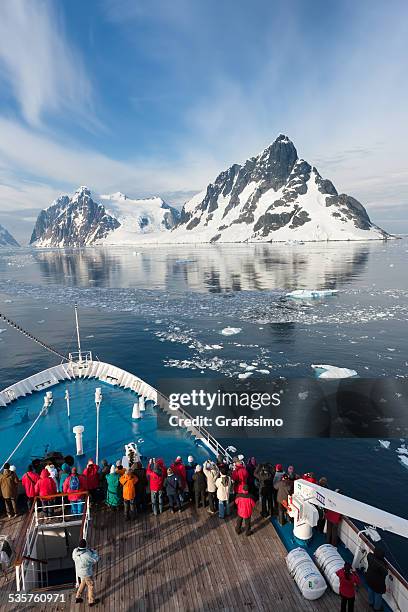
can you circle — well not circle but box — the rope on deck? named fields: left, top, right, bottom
left=0, top=312, right=68, bottom=362
left=0, top=406, right=46, bottom=470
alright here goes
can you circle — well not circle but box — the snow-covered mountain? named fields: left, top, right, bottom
left=99, top=192, right=179, bottom=244
left=30, top=187, right=179, bottom=247
left=30, top=187, right=120, bottom=247
left=0, top=224, right=19, bottom=247
left=174, top=135, right=389, bottom=243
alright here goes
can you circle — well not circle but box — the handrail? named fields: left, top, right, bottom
left=14, top=492, right=90, bottom=567
left=343, top=516, right=408, bottom=590
left=22, top=555, right=48, bottom=565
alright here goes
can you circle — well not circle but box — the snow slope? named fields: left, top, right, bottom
left=99, top=192, right=179, bottom=244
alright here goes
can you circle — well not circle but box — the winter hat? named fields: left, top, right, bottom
left=176, top=455, right=182, bottom=461
left=238, top=454, right=244, bottom=461
left=71, top=467, right=77, bottom=474
left=102, top=459, right=108, bottom=466
left=110, top=465, right=115, bottom=474
left=10, top=465, right=16, bottom=472
left=195, top=465, right=202, bottom=472
left=78, top=538, right=87, bottom=549
left=287, top=465, right=295, bottom=474
left=28, top=464, right=34, bottom=472
left=116, top=460, right=122, bottom=467
left=188, top=455, right=194, bottom=463
left=275, top=464, right=283, bottom=472
left=40, top=469, right=48, bottom=478
left=61, top=463, right=70, bottom=473
left=87, top=459, right=94, bottom=465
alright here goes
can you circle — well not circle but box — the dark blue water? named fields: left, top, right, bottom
left=0, top=241, right=407, bottom=574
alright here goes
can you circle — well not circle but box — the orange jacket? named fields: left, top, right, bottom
left=120, top=473, right=138, bottom=500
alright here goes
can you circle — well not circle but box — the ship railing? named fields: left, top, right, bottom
left=14, top=492, right=90, bottom=592
left=156, top=390, right=233, bottom=463
left=341, top=517, right=408, bottom=612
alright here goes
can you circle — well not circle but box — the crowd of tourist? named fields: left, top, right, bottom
left=0, top=454, right=389, bottom=611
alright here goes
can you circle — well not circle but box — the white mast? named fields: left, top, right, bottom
left=74, top=304, right=82, bottom=363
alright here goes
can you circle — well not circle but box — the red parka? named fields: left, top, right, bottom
left=235, top=493, right=256, bottom=519
left=35, top=469, right=57, bottom=497
left=22, top=470, right=40, bottom=498
left=147, top=464, right=165, bottom=492
left=336, top=568, right=360, bottom=598
left=231, top=465, right=248, bottom=493
left=83, top=463, right=100, bottom=490
left=326, top=509, right=342, bottom=524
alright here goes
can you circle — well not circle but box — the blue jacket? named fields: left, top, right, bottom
left=72, top=547, right=99, bottom=577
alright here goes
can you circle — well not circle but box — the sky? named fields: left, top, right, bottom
left=0, top=0, right=407, bottom=243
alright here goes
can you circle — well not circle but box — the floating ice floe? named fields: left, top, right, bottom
left=298, top=391, right=309, bottom=400
left=312, top=364, right=358, bottom=379
left=286, top=289, right=339, bottom=299
left=226, top=445, right=237, bottom=453
left=257, top=369, right=270, bottom=374
left=398, top=455, right=408, bottom=468
left=0, top=329, right=7, bottom=334
left=221, top=327, right=242, bottom=336
left=396, top=445, right=408, bottom=455
left=238, top=372, right=253, bottom=379
left=378, top=440, right=391, bottom=449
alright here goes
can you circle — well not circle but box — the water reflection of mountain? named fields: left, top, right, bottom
left=34, top=249, right=122, bottom=287
left=33, top=242, right=372, bottom=293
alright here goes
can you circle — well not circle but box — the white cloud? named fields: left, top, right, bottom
left=0, top=1, right=93, bottom=126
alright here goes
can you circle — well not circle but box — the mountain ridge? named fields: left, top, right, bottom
left=29, top=135, right=389, bottom=247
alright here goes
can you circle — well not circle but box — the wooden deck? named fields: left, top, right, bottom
left=0, top=504, right=373, bottom=612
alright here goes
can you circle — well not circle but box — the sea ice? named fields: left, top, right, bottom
left=398, top=455, right=408, bottom=468
left=286, top=289, right=339, bottom=299
left=238, top=372, right=253, bottom=379
left=0, top=329, right=7, bottom=334
left=311, top=364, right=358, bottom=379
left=378, top=440, right=391, bottom=449
left=221, top=327, right=242, bottom=336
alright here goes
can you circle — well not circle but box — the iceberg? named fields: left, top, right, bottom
left=221, top=327, right=242, bottom=336
left=286, top=289, right=339, bottom=299
left=312, top=364, right=358, bottom=379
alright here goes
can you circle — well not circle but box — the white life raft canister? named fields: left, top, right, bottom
left=286, top=547, right=327, bottom=600
left=314, top=544, right=344, bottom=594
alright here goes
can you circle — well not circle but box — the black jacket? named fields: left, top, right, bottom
left=254, top=464, right=275, bottom=492
left=366, top=552, right=388, bottom=594
left=192, top=472, right=207, bottom=492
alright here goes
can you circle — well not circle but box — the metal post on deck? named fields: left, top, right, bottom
left=65, top=389, right=70, bottom=418
left=95, top=388, right=102, bottom=465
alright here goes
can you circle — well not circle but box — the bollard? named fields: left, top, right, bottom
left=73, top=425, right=85, bottom=456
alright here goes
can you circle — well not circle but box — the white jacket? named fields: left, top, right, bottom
left=215, top=476, right=231, bottom=501
left=203, top=463, right=219, bottom=493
